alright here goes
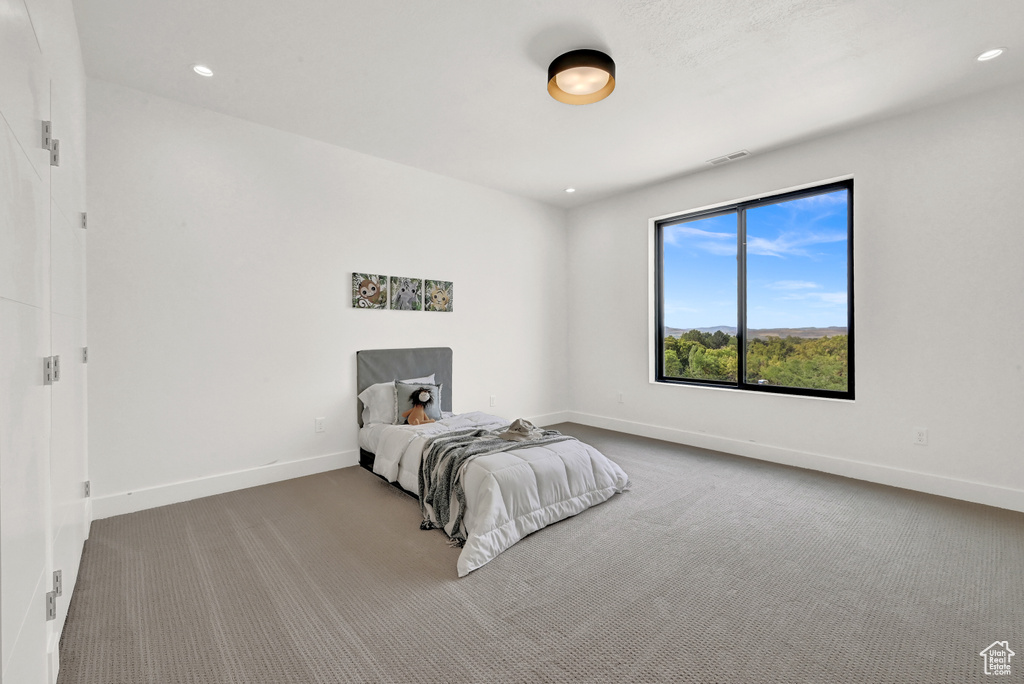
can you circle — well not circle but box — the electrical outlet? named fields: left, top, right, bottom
left=489, top=395, right=496, bottom=407
left=914, top=428, right=928, bottom=446
left=314, top=417, right=325, bottom=433
left=617, top=392, right=624, bottom=404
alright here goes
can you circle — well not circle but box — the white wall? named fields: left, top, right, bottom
left=1, top=0, right=89, bottom=680
left=85, top=71, right=1024, bottom=519
left=86, top=79, right=569, bottom=518
left=566, top=82, right=1024, bottom=512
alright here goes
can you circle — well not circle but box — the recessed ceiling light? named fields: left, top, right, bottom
left=564, top=187, right=576, bottom=193
left=192, top=64, right=214, bottom=77
left=976, top=48, right=1006, bottom=62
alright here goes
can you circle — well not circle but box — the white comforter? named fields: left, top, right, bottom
left=360, top=412, right=629, bottom=576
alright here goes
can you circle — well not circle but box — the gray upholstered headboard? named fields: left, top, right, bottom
left=356, top=347, right=453, bottom=426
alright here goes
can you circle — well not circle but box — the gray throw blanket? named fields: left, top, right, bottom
left=418, top=427, right=575, bottom=545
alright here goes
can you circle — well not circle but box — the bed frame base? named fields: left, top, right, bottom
left=359, top=448, right=375, bottom=470
left=359, top=448, right=418, bottom=500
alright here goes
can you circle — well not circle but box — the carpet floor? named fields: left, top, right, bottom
left=58, top=424, right=1023, bottom=683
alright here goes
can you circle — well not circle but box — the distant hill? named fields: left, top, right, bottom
left=665, top=326, right=736, bottom=336
left=665, top=326, right=847, bottom=339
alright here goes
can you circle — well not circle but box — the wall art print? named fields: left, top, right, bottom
left=425, top=279, right=454, bottom=312
left=389, top=276, right=423, bottom=311
left=352, top=273, right=387, bottom=309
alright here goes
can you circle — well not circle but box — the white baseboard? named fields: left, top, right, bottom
left=530, top=411, right=573, bottom=427
left=48, top=628, right=60, bottom=684
left=564, top=411, right=1024, bottom=514
left=91, top=449, right=359, bottom=520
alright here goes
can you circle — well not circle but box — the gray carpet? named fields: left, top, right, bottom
left=59, top=424, right=1023, bottom=683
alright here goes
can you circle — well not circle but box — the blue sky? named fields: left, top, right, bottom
left=662, top=189, right=849, bottom=330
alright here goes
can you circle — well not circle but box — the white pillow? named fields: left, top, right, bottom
left=358, top=374, right=436, bottom=425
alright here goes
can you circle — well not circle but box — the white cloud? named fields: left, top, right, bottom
left=815, top=292, right=848, bottom=305
left=663, top=225, right=736, bottom=256
left=787, top=191, right=846, bottom=209
left=766, top=280, right=820, bottom=290
left=778, top=291, right=847, bottom=306
left=665, top=194, right=846, bottom=259
left=747, top=230, right=847, bottom=258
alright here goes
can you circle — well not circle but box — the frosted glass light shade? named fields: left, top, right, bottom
left=555, top=66, right=610, bottom=95
left=548, top=49, right=615, bottom=105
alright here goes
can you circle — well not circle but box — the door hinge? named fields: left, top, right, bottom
left=83, top=346, right=88, bottom=363
left=81, top=212, right=87, bottom=230
left=45, top=591, right=57, bottom=621
left=42, top=120, right=60, bottom=166
left=53, top=570, right=63, bottom=597
left=84, top=480, right=91, bottom=498
left=44, top=355, right=62, bottom=384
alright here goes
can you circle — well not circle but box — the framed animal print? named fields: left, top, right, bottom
left=425, top=280, right=453, bottom=312
left=389, top=276, right=423, bottom=311
left=352, top=273, right=387, bottom=309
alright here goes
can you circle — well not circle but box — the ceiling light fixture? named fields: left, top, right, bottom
left=192, top=64, right=214, bottom=77
left=548, top=49, right=615, bottom=105
left=564, top=187, right=576, bottom=193
left=976, top=47, right=1006, bottom=61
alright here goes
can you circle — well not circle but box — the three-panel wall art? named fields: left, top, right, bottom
left=352, top=273, right=453, bottom=312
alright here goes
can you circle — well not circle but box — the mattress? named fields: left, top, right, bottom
left=361, top=412, right=629, bottom=576
left=359, top=411, right=507, bottom=493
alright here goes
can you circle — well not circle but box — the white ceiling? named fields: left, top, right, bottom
left=72, top=0, right=1023, bottom=208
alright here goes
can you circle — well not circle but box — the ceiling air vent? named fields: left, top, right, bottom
left=707, top=149, right=750, bottom=166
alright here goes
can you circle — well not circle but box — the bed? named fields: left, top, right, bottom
left=356, top=347, right=629, bottom=576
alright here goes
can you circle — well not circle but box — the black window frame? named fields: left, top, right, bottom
left=655, top=179, right=855, bottom=400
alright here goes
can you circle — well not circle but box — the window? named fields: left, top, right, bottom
left=655, top=180, right=853, bottom=399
